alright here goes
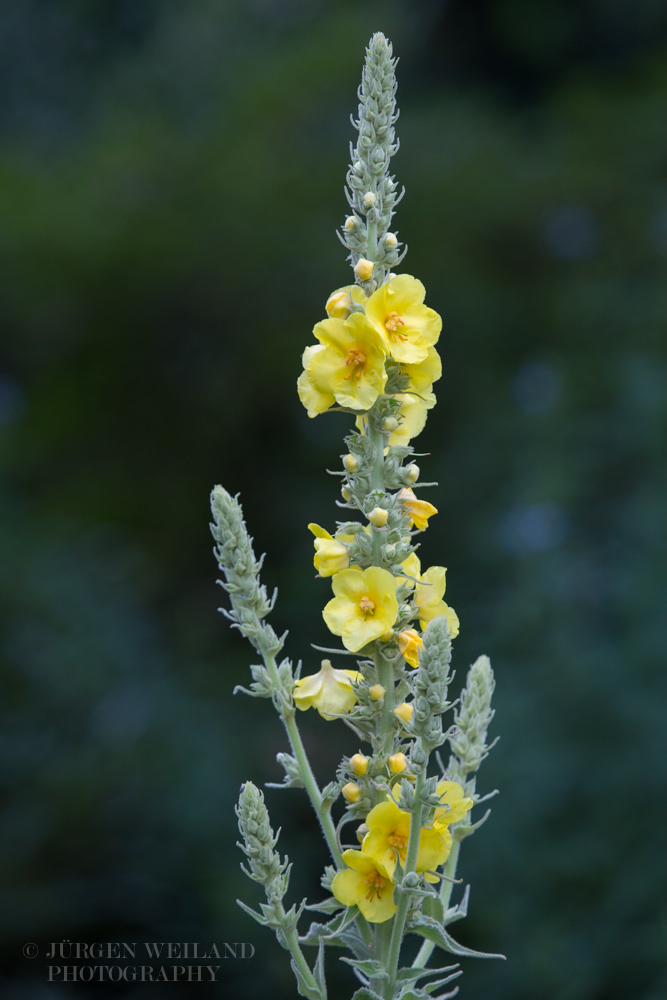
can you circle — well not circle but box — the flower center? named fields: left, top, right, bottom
left=343, top=348, right=367, bottom=380
left=387, top=832, right=408, bottom=860
left=385, top=311, right=408, bottom=341
left=363, top=869, right=386, bottom=901
left=358, top=595, right=375, bottom=617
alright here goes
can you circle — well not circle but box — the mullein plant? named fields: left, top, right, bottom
left=211, top=33, right=503, bottom=1000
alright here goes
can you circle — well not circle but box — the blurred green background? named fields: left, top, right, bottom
left=0, top=1, right=664, bottom=997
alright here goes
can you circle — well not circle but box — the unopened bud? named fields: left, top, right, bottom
left=342, top=782, right=362, bottom=803
left=393, top=702, right=414, bottom=724
left=345, top=215, right=358, bottom=231
left=368, top=506, right=388, bottom=527
left=356, top=823, right=369, bottom=843
left=350, top=753, right=369, bottom=776
left=369, top=684, right=385, bottom=701
left=363, top=191, right=377, bottom=207
left=380, top=628, right=394, bottom=642
left=406, top=463, right=420, bottom=483
left=383, top=417, right=399, bottom=432
left=353, top=161, right=364, bottom=175
left=326, top=290, right=352, bottom=318
left=341, top=487, right=353, bottom=502
left=385, top=232, right=398, bottom=247
left=343, top=453, right=359, bottom=473
left=354, top=258, right=374, bottom=281
left=388, top=752, right=408, bottom=774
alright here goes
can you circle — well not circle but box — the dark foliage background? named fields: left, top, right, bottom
left=0, top=1, right=664, bottom=998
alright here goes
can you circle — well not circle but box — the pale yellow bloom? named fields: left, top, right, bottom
left=398, top=488, right=438, bottom=531
left=368, top=507, right=388, bottom=527
left=323, top=566, right=398, bottom=652
left=350, top=753, right=369, bottom=776
left=342, top=782, right=362, bottom=803
left=433, top=781, right=474, bottom=828
left=397, top=629, right=422, bottom=668
left=308, top=523, right=350, bottom=577
left=365, top=275, right=441, bottom=364
left=305, top=314, right=387, bottom=411
left=393, top=702, right=413, bottom=724
left=293, top=660, right=363, bottom=720
left=398, top=552, right=422, bottom=589
left=361, top=798, right=451, bottom=883
left=388, top=752, right=409, bottom=774
left=354, top=258, right=374, bottom=281
left=326, top=283, right=367, bottom=318
left=297, top=346, right=335, bottom=418
left=414, top=566, right=460, bottom=637
left=331, top=850, right=396, bottom=923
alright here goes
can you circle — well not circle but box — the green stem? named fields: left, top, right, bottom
left=412, top=835, right=462, bottom=969
left=284, top=707, right=344, bottom=869
left=264, top=651, right=343, bottom=869
left=384, top=769, right=425, bottom=997
left=283, top=918, right=322, bottom=996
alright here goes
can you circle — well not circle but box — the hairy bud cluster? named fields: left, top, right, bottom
left=340, top=32, right=406, bottom=293
left=449, top=655, right=496, bottom=777
left=210, top=486, right=282, bottom=656
left=410, top=616, right=453, bottom=753
left=236, top=782, right=290, bottom=905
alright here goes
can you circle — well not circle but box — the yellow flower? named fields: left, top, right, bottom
left=331, top=849, right=396, bottom=923
left=414, top=566, right=460, bottom=636
left=297, top=346, right=336, bottom=417
left=388, top=348, right=442, bottom=446
left=393, top=702, right=413, bottom=724
left=398, top=488, right=438, bottom=531
left=433, top=781, right=474, bottom=828
left=354, top=258, right=375, bottom=281
left=350, top=753, right=369, bottom=776
left=388, top=752, right=409, bottom=774
left=304, top=314, right=387, bottom=411
left=398, top=552, right=422, bottom=589
left=308, top=523, right=350, bottom=577
left=342, top=782, right=362, bottom=803
left=365, top=275, right=441, bottom=364
left=397, top=629, right=422, bottom=668
left=326, top=284, right=367, bottom=319
left=323, top=567, right=398, bottom=652
left=293, top=660, right=363, bottom=720
left=361, top=799, right=451, bottom=883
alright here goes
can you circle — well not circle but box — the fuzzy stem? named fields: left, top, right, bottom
left=264, top=651, right=343, bottom=868
left=283, top=918, right=322, bottom=995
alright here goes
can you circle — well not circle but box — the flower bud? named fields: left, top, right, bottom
left=354, top=258, right=374, bottom=281
left=393, top=702, right=414, bottom=724
left=343, top=453, right=359, bottom=473
left=342, top=782, right=362, bottom=803
left=383, top=417, right=399, bottom=432
left=345, top=215, right=358, bottom=231
left=326, top=290, right=352, bottom=318
left=368, top=506, right=388, bottom=528
left=369, top=683, right=385, bottom=701
left=388, top=752, right=408, bottom=774
left=353, top=161, right=364, bottom=175
left=350, top=753, right=369, bottom=776
left=363, top=191, right=377, bottom=207
left=406, top=463, right=420, bottom=483
left=379, top=628, right=394, bottom=642
left=355, top=822, right=369, bottom=843
left=341, top=486, right=353, bottom=502
left=385, top=232, right=398, bottom=247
